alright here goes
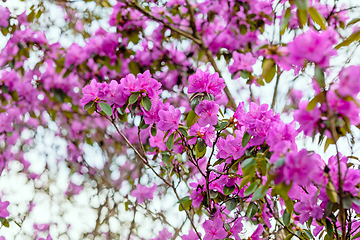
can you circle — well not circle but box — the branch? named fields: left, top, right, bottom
left=121, top=0, right=202, bottom=45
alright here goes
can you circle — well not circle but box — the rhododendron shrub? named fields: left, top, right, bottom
left=1, top=0, right=360, bottom=239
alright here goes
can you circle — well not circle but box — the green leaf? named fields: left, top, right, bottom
left=283, top=209, right=291, bottom=226
left=280, top=8, right=291, bottom=35
left=326, top=182, right=338, bottom=203
left=196, top=145, right=206, bottom=158
left=196, top=138, right=206, bottom=153
left=307, top=94, right=322, bottom=111
left=323, top=200, right=333, bottom=218
left=177, top=196, right=190, bottom=204
left=353, top=198, right=360, bottom=206
left=99, top=102, right=113, bottom=116
left=162, top=154, right=172, bottom=167
left=352, top=231, right=360, bottom=239
left=251, top=185, right=268, bottom=201
left=241, top=158, right=256, bottom=170
left=151, top=125, right=157, bottom=136
left=223, top=185, right=235, bottom=195
left=129, top=61, right=139, bottom=75
left=325, top=219, right=334, bottom=239
left=226, top=199, right=238, bottom=211
left=129, top=92, right=140, bottom=105
left=297, top=8, right=308, bottom=28
left=261, top=59, right=276, bottom=83
left=285, top=198, right=294, bottom=214
left=344, top=195, right=352, bottom=209
left=324, top=137, right=334, bottom=152
left=285, top=234, right=293, bottom=240
left=347, top=18, right=360, bottom=28
left=314, top=65, right=325, bottom=88
left=166, top=133, right=175, bottom=151
left=244, top=182, right=258, bottom=196
left=84, top=101, right=94, bottom=110
left=139, top=119, right=149, bottom=129
left=118, top=112, right=128, bottom=122
left=240, top=175, right=252, bottom=189
left=87, top=104, right=96, bottom=114
left=242, top=131, right=251, bottom=148
left=115, top=58, right=122, bottom=73
left=186, top=110, right=199, bottom=127
left=178, top=127, right=188, bottom=137
left=335, top=31, right=360, bottom=49
left=303, top=229, right=314, bottom=239
left=1, top=85, right=9, bottom=94
left=3, top=219, right=9, bottom=228
left=309, top=7, right=326, bottom=30
left=215, top=121, right=228, bottom=131
left=246, top=202, right=258, bottom=219
left=190, top=96, right=201, bottom=111
left=293, top=0, right=309, bottom=10
left=141, top=96, right=152, bottom=111
left=239, top=24, right=247, bottom=35
left=63, top=68, right=72, bottom=78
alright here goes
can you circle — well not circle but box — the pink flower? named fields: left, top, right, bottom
left=337, top=66, right=360, bottom=97
left=0, top=113, right=13, bottom=133
left=0, top=7, right=10, bottom=27
left=65, top=182, right=83, bottom=196
left=39, top=234, right=52, bottom=240
left=130, top=184, right=157, bottom=204
left=287, top=29, right=337, bottom=69
left=195, top=100, right=219, bottom=126
left=158, top=106, right=181, bottom=131
left=0, top=198, right=10, bottom=218
left=228, top=52, right=257, bottom=76
left=282, top=149, right=322, bottom=186
left=103, top=80, right=127, bottom=107
left=202, top=218, right=227, bottom=240
left=182, top=229, right=201, bottom=240
left=230, top=218, right=243, bottom=240
left=189, top=124, right=216, bottom=147
left=293, top=101, right=321, bottom=136
left=188, top=69, right=225, bottom=97
left=294, top=186, right=323, bottom=223
left=149, top=130, right=167, bottom=151
left=151, top=228, right=173, bottom=240
left=80, top=79, right=107, bottom=107
left=251, top=225, right=264, bottom=240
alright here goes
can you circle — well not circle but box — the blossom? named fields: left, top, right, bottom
left=230, top=218, right=243, bottom=240
left=158, top=106, right=181, bottom=131
left=202, top=218, right=227, bottom=240
left=0, top=113, right=13, bottom=133
left=251, top=224, right=264, bottom=240
left=187, top=69, right=225, bottom=96
left=294, top=186, right=323, bottom=224
left=0, top=7, right=10, bottom=28
left=195, top=100, right=219, bottom=126
left=287, top=29, right=337, bottom=69
left=130, top=184, right=157, bottom=204
left=282, top=149, right=322, bottom=186
left=149, top=130, right=167, bottom=151
left=80, top=79, right=107, bottom=107
left=189, top=123, right=216, bottom=147
left=181, top=229, right=201, bottom=240
left=65, top=182, right=83, bottom=196
left=137, top=70, right=162, bottom=98
left=0, top=198, right=10, bottom=218
left=151, top=228, right=173, bottom=240
left=293, top=101, right=321, bottom=136
left=103, top=80, right=127, bottom=107
left=228, top=52, right=257, bottom=76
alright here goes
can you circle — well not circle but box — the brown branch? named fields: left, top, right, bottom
left=121, top=0, right=202, bottom=45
